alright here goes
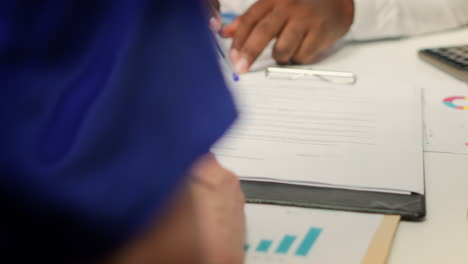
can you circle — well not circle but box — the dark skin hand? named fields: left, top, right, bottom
left=221, top=0, right=354, bottom=73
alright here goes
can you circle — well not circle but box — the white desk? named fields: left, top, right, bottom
left=315, top=28, right=468, bottom=263
left=247, top=27, right=468, bottom=263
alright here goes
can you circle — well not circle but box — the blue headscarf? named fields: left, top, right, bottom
left=0, top=0, right=237, bottom=262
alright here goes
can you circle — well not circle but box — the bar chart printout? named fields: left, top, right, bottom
left=247, top=228, right=322, bottom=257
left=245, top=204, right=384, bottom=264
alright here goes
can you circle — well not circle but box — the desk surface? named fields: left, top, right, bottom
left=316, top=28, right=468, bottom=263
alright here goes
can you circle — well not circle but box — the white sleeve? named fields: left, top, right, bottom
left=346, top=0, right=468, bottom=40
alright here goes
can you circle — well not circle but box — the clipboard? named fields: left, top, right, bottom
left=216, top=68, right=426, bottom=221
left=241, top=181, right=425, bottom=221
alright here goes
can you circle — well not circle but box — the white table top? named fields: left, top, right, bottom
left=316, top=27, right=468, bottom=263
left=247, top=26, right=468, bottom=263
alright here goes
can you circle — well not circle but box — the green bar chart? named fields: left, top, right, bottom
left=295, top=228, right=322, bottom=256
left=246, top=227, right=322, bottom=257
left=275, top=235, right=297, bottom=254
left=256, top=240, right=273, bottom=252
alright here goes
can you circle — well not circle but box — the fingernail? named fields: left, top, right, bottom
left=234, top=56, right=249, bottom=73
left=229, top=49, right=240, bottom=63
left=209, top=17, right=221, bottom=32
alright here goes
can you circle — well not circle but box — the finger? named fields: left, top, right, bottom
left=235, top=8, right=288, bottom=72
left=221, top=19, right=239, bottom=38
left=204, top=0, right=221, bottom=32
left=209, top=15, right=222, bottom=32
left=230, top=0, right=275, bottom=56
left=273, top=21, right=307, bottom=64
left=291, top=28, right=325, bottom=65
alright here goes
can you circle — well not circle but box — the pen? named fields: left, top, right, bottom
left=214, top=35, right=240, bottom=82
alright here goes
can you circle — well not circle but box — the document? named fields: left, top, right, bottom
left=422, top=81, right=468, bottom=154
left=213, top=73, right=424, bottom=195
left=244, top=204, right=399, bottom=264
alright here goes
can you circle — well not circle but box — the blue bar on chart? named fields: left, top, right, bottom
left=256, top=240, right=273, bottom=253
left=275, top=235, right=297, bottom=254
left=295, top=228, right=322, bottom=257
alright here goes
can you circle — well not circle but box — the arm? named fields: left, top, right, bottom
left=347, top=0, right=468, bottom=40
left=106, top=155, right=245, bottom=264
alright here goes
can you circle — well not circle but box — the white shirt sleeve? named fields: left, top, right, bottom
left=346, top=0, right=468, bottom=40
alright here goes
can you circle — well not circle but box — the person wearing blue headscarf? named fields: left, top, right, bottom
left=0, top=0, right=245, bottom=263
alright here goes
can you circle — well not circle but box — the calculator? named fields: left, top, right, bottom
left=418, top=45, right=468, bottom=84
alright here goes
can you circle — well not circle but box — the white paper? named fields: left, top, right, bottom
left=245, top=204, right=383, bottom=264
left=214, top=73, right=424, bottom=194
left=422, top=81, right=468, bottom=154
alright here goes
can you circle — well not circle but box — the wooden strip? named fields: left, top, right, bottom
left=362, top=215, right=401, bottom=264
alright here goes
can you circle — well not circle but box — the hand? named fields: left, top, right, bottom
left=222, top=0, right=354, bottom=73
left=106, top=154, right=246, bottom=264
left=190, top=153, right=246, bottom=264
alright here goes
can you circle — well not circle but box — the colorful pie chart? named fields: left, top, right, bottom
left=443, top=96, right=468, bottom=110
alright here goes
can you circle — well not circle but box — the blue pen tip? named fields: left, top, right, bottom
left=233, top=73, right=240, bottom=82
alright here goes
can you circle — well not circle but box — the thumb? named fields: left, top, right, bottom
left=221, top=19, right=240, bottom=38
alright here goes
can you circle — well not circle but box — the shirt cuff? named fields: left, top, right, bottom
left=343, top=0, right=379, bottom=41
